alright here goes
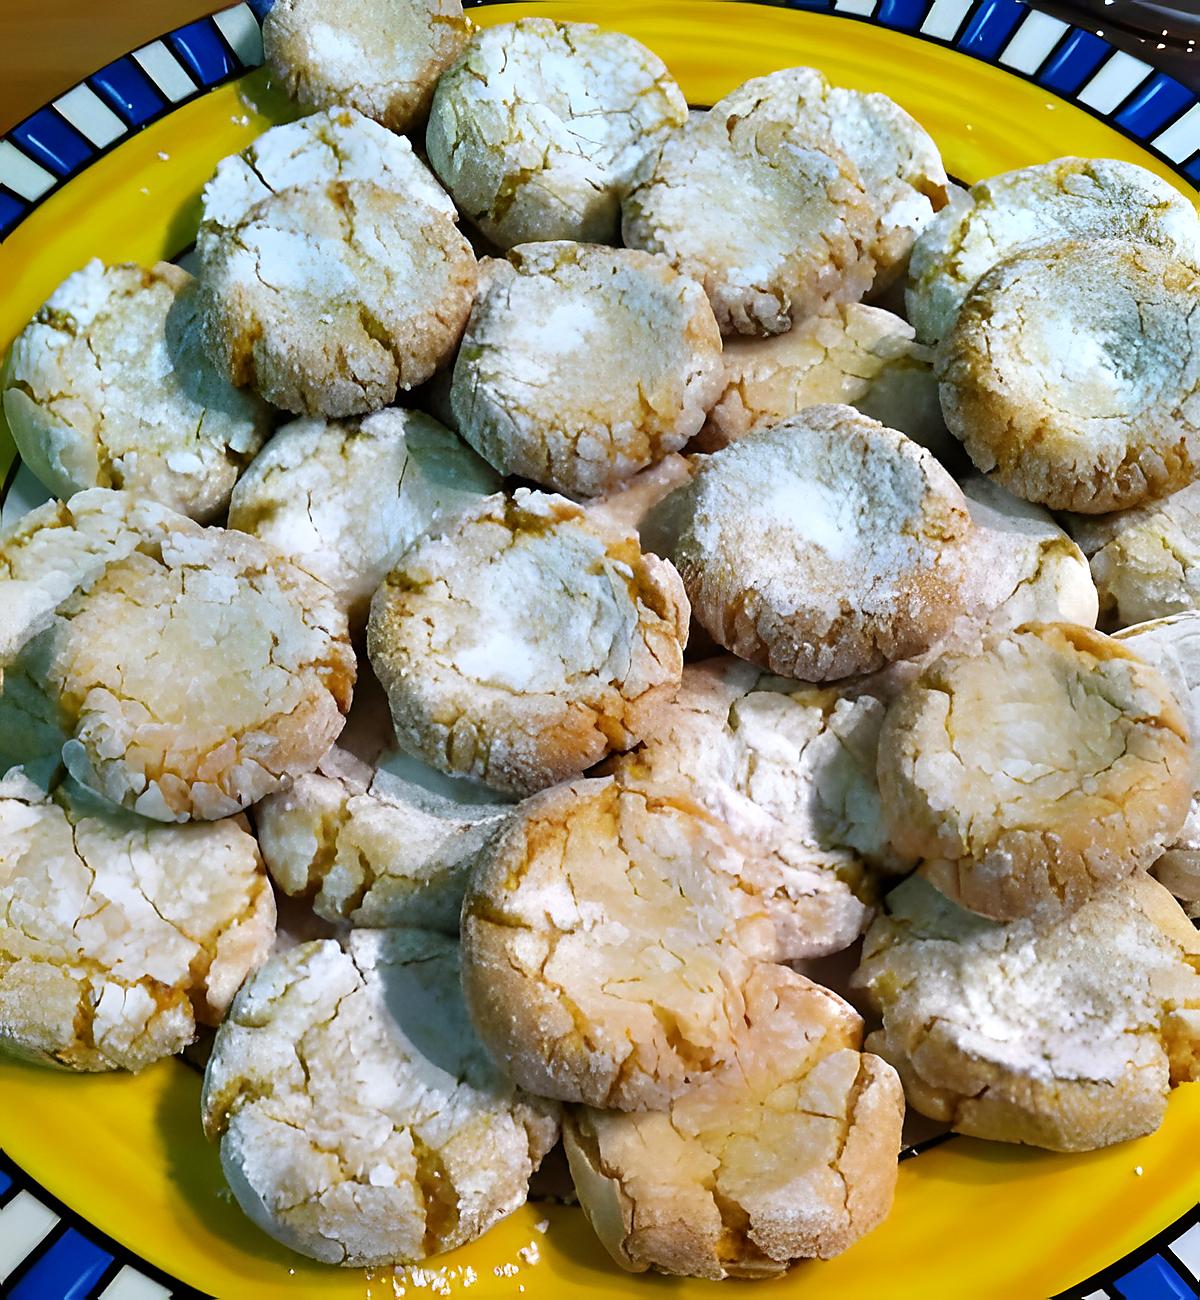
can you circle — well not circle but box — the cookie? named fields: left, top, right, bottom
left=623, top=112, right=876, bottom=336
left=0, top=771, right=274, bottom=1072
left=367, top=489, right=688, bottom=795
left=460, top=775, right=780, bottom=1109
left=199, top=179, right=476, bottom=416
left=227, top=409, right=499, bottom=627
left=564, top=963, right=903, bottom=1278
left=202, top=931, right=560, bottom=1265
left=852, top=873, right=1200, bottom=1151
left=2, top=260, right=271, bottom=521
left=877, top=623, right=1192, bottom=921
left=255, top=744, right=512, bottom=930
left=262, top=0, right=470, bottom=132
left=906, top=156, right=1200, bottom=344
left=938, top=239, right=1200, bottom=513
left=666, top=405, right=974, bottom=680
left=426, top=18, right=686, bottom=248
left=449, top=242, right=722, bottom=496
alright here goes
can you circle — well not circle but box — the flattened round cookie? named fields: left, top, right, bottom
left=853, top=874, right=1200, bottom=1151
left=427, top=18, right=686, bottom=248
left=2, top=260, right=271, bottom=521
left=0, top=772, right=274, bottom=1072
left=228, top=409, right=499, bottom=626
left=907, top=156, right=1200, bottom=344
left=565, top=964, right=903, bottom=1278
left=367, top=489, right=688, bottom=795
left=623, top=113, right=876, bottom=336
left=667, top=406, right=974, bottom=680
left=878, top=624, right=1192, bottom=920
left=450, top=242, right=722, bottom=496
left=202, top=931, right=559, bottom=1266
left=199, top=179, right=476, bottom=416
left=939, top=239, right=1200, bottom=513
left=263, top=0, right=470, bottom=132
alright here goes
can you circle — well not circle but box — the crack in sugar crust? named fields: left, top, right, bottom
left=852, top=873, right=1200, bottom=1151
left=366, top=489, right=688, bottom=796
left=450, top=242, right=723, bottom=497
left=202, top=932, right=559, bottom=1266
left=426, top=18, right=686, bottom=249
left=2, top=260, right=271, bottom=522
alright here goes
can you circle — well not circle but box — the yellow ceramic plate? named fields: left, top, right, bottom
left=1, top=3, right=1199, bottom=1297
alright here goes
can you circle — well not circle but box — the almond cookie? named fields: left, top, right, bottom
left=0, top=771, right=274, bottom=1072
left=227, top=409, right=499, bottom=627
left=667, top=405, right=974, bottom=680
left=709, top=67, right=948, bottom=291
left=202, top=931, right=560, bottom=1266
left=367, top=489, right=688, bottom=795
left=460, top=776, right=780, bottom=1110
left=2, top=260, right=271, bottom=521
left=623, top=113, right=876, bottom=336
left=907, top=156, right=1200, bottom=343
left=878, top=623, right=1191, bottom=921
left=853, top=873, right=1200, bottom=1151
left=426, top=18, right=686, bottom=248
left=255, top=744, right=512, bottom=931
left=199, top=179, right=477, bottom=417
left=938, top=239, right=1200, bottom=513
left=263, top=0, right=470, bottom=133
left=698, top=303, right=948, bottom=456
left=564, top=963, right=903, bottom=1278
left=450, top=242, right=722, bottom=496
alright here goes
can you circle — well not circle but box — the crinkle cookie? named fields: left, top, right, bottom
left=227, top=408, right=499, bottom=626
left=938, top=239, right=1200, bottom=514
left=2, top=260, right=271, bottom=521
left=878, top=623, right=1192, bottom=921
left=255, top=744, right=512, bottom=931
left=698, top=303, right=948, bottom=456
left=565, top=963, right=903, bottom=1278
left=426, top=18, right=686, bottom=248
left=906, top=156, right=1200, bottom=343
left=263, top=0, right=470, bottom=132
left=461, top=776, right=785, bottom=1110
left=667, top=405, right=974, bottom=680
left=623, top=113, right=876, bottom=336
left=853, top=874, right=1200, bottom=1151
left=450, top=242, right=722, bottom=496
left=0, top=771, right=274, bottom=1072
left=710, top=67, right=948, bottom=291
left=202, top=931, right=559, bottom=1266
left=367, top=489, right=688, bottom=795
left=199, top=179, right=476, bottom=417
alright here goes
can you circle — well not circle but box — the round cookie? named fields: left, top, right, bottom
left=426, top=18, right=686, bottom=248
left=202, top=931, right=560, bottom=1266
left=0, top=771, right=275, bottom=1072
left=263, top=0, right=470, bottom=132
left=666, top=405, right=974, bottom=680
left=227, top=409, right=499, bottom=626
left=852, top=873, right=1200, bottom=1151
left=877, top=623, right=1192, bottom=921
left=906, top=156, right=1200, bottom=344
left=938, top=239, right=1200, bottom=514
left=450, top=242, right=722, bottom=496
left=2, top=260, right=271, bottom=521
left=460, top=776, right=781, bottom=1110
left=564, top=964, right=903, bottom=1279
left=623, top=112, right=876, bottom=336
left=199, top=179, right=476, bottom=417
left=367, top=489, right=688, bottom=795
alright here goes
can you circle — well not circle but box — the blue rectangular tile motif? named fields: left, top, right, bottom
left=957, top=0, right=1026, bottom=60
left=247, top=0, right=275, bottom=20
left=0, top=189, right=30, bottom=240
left=169, top=19, right=238, bottom=85
left=90, top=57, right=166, bottom=125
left=877, top=0, right=927, bottom=29
left=1114, top=1255, right=1195, bottom=1300
left=1115, top=74, right=1195, bottom=139
left=1037, top=28, right=1109, bottom=95
left=9, top=1228, right=113, bottom=1300
left=10, top=109, right=92, bottom=176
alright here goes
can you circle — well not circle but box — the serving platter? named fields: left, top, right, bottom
left=1, top=2, right=1199, bottom=1296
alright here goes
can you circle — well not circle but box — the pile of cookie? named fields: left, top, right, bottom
left=2, top=0, right=1200, bottom=1282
